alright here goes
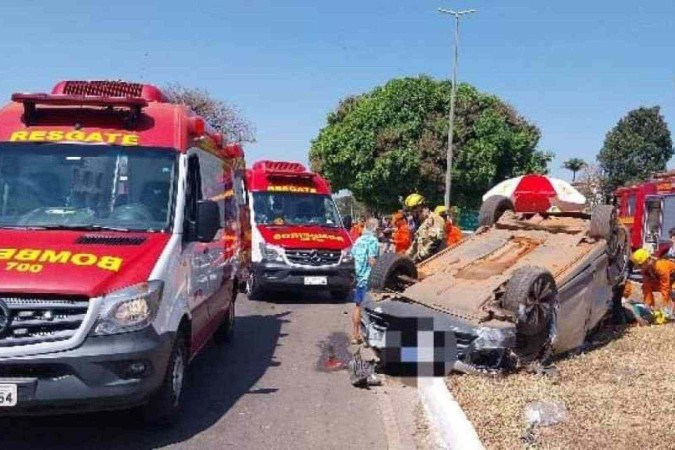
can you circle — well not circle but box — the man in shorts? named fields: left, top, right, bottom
left=351, top=218, right=380, bottom=344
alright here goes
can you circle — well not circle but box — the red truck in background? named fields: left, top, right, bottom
left=0, top=80, right=250, bottom=421
left=246, top=161, right=354, bottom=300
left=615, top=170, right=675, bottom=255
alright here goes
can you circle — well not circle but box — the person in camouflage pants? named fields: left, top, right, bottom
left=407, top=206, right=446, bottom=263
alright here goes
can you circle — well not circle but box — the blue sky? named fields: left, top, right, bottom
left=0, top=0, right=673, bottom=180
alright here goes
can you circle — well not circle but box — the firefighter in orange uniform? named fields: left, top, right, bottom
left=435, top=206, right=462, bottom=247
left=391, top=212, right=412, bottom=254
left=350, top=218, right=364, bottom=241
left=631, top=249, right=675, bottom=310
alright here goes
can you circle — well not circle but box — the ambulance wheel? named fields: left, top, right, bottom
left=369, top=253, right=418, bottom=293
left=478, top=195, right=514, bottom=227
left=214, top=300, right=235, bottom=344
left=142, top=329, right=188, bottom=424
left=247, top=274, right=264, bottom=300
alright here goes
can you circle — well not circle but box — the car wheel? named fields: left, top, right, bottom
left=142, top=330, right=188, bottom=424
left=369, top=253, right=418, bottom=293
left=589, top=205, right=617, bottom=240
left=503, top=266, right=557, bottom=362
left=478, top=195, right=514, bottom=228
left=213, top=300, right=235, bottom=344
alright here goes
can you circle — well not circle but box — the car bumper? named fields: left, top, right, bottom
left=0, top=328, right=174, bottom=415
left=361, top=297, right=517, bottom=370
left=253, top=260, right=355, bottom=292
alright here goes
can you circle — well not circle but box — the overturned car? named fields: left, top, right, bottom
left=361, top=197, right=630, bottom=372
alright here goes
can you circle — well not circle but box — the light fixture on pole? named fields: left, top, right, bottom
left=438, top=7, right=476, bottom=209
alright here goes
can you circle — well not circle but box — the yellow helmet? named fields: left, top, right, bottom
left=434, top=205, right=447, bottom=215
left=631, top=248, right=650, bottom=265
left=404, top=193, right=425, bottom=208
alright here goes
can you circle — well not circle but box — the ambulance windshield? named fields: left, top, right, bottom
left=0, top=143, right=177, bottom=231
left=252, top=192, right=342, bottom=227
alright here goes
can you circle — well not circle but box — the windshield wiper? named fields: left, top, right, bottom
left=38, top=224, right=131, bottom=232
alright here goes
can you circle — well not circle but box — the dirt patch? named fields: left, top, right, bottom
left=448, top=323, right=675, bottom=449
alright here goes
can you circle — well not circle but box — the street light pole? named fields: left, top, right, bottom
left=438, top=7, right=476, bottom=209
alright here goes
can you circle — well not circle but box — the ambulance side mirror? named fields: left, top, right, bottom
left=196, top=200, right=220, bottom=242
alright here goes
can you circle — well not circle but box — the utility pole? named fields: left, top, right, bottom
left=438, top=7, right=476, bottom=209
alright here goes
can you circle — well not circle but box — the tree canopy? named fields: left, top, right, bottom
left=562, top=158, right=586, bottom=182
left=598, top=106, right=673, bottom=191
left=309, top=76, right=552, bottom=212
left=164, top=84, right=256, bottom=144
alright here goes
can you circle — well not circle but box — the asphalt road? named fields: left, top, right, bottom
left=0, top=293, right=389, bottom=450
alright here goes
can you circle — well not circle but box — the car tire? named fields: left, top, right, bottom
left=369, top=253, right=418, bottom=293
left=141, top=329, right=188, bottom=425
left=589, top=205, right=616, bottom=240
left=247, top=274, right=264, bottom=300
left=478, top=195, right=514, bottom=227
left=213, top=300, right=235, bottom=344
left=503, top=266, right=557, bottom=337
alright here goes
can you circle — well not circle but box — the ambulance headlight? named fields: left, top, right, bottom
left=92, top=281, right=163, bottom=335
left=341, top=247, right=354, bottom=263
left=261, top=243, right=285, bottom=262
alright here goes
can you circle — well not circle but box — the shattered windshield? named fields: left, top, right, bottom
left=252, top=192, right=342, bottom=227
left=0, top=143, right=177, bottom=231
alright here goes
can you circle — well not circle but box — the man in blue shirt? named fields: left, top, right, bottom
left=351, top=218, right=380, bottom=344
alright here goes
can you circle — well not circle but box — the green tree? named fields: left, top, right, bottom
left=309, top=76, right=552, bottom=212
left=598, top=106, right=673, bottom=191
left=164, top=84, right=256, bottom=143
left=562, top=158, right=586, bottom=182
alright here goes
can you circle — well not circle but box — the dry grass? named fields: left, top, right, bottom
left=448, top=323, right=675, bottom=450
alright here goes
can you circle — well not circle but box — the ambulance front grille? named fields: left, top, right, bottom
left=0, top=296, right=90, bottom=347
left=285, top=249, right=341, bottom=266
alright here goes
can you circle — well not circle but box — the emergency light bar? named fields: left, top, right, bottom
left=52, top=80, right=165, bottom=102
left=11, top=93, right=148, bottom=127
left=253, top=161, right=307, bottom=173
left=254, top=161, right=316, bottom=182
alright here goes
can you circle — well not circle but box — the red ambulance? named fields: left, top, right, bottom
left=246, top=161, right=354, bottom=300
left=0, top=80, right=250, bottom=420
left=615, top=170, right=675, bottom=255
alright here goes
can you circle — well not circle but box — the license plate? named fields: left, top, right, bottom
left=304, top=276, right=327, bottom=286
left=0, top=384, right=17, bottom=407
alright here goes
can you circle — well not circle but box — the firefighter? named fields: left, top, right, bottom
left=630, top=248, right=675, bottom=313
left=666, top=227, right=675, bottom=260
left=350, top=217, right=364, bottom=241
left=407, top=202, right=446, bottom=263
left=391, top=211, right=412, bottom=254
left=404, top=193, right=426, bottom=232
left=435, top=205, right=463, bottom=247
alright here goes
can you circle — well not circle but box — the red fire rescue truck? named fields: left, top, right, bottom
left=615, top=170, right=675, bottom=255
left=246, top=161, right=354, bottom=300
left=0, top=80, right=250, bottom=421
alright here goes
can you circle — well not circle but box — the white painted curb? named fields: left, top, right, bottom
left=418, top=377, right=485, bottom=450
